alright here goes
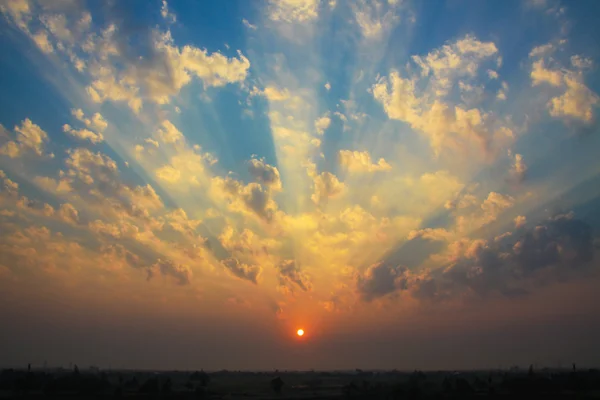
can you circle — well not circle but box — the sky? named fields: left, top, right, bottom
left=0, top=0, right=600, bottom=372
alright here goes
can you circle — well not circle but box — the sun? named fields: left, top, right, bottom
left=296, top=329, right=304, bottom=337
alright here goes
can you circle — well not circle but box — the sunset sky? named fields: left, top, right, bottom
left=1, top=0, right=600, bottom=371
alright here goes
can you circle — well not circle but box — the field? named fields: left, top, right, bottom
left=1, top=366, right=600, bottom=399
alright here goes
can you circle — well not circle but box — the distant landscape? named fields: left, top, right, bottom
left=2, top=364, right=600, bottom=399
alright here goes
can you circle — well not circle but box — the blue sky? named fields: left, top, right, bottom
left=0, top=0, right=599, bottom=370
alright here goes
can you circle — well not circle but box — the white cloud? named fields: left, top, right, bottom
left=86, top=30, right=250, bottom=111
left=530, top=53, right=599, bottom=123
left=548, top=74, right=598, bottom=123
left=411, top=35, right=498, bottom=96
left=311, top=171, right=344, bottom=204
left=242, top=18, right=257, bottom=30
left=62, top=124, right=104, bottom=144
left=156, top=165, right=181, bottom=183
left=339, top=150, right=392, bottom=173
left=64, top=148, right=118, bottom=185
left=531, top=59, right=563, bottom=87
left=372, top=35, right=508, bottom=156
left=571, top=55, right=593, bottom=70
left=314, top=113, right=331, bottom=135
left=71, top=109, right=108, bottom=132
left=268, top=0, right=319, bottom=23
left=352, top=0, right=400, bottom=39
left=157, top=120, right=184, bottom=144
left=529, top=42, right=557, bottom=59
left=0, top=118, right=49, bottom=158
left=161, top=0, right=176, bottom=23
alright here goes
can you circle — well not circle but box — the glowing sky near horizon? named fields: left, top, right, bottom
left=1, top=0, right=600, bottom=371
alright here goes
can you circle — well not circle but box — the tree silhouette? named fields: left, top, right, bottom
left=271, top=376, right=284, bottom=394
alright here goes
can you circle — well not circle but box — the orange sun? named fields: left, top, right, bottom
left=296, top=329, right=304, bottom=337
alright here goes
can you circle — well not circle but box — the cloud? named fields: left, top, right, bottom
left=480, top=192, right=515, bottom=224
left=48, top=147, right=165, bottom=223
left=415, top=213, right=595, bottom=300
left=157, top=120, right=184, bottom=144
left=530, top=49, right=599, bottom=123
left=64, top=148, right=118, bottom=185
left=510, top=153, right=527, bottom=182
left=277, top=259, right=311, bottom=292
left=411, top=35, right=498, bottom=93
left=32, top=31, right=53, bottom=53
left=571, top=55, right=593, bottom=70
left=314, top=113, right=331, bottom=135
left=160, top=0, right=176, bottom=23
left=372, top=35, right=511, bottom=156
left=453, top=191, right=515, bottom=234
left=62, top=124, right=104, bottom=144
left=496, top=81, right=509, bottom=101
left=548, top=74, right=598, bottom=123
left=155, top=165, right=181, bottom=183
left=311, top=171, right=345, bottom=204
left=514, top=215, right=527, bottom=228
left=242, top=18, right=257, bottom=30
left=407, top=228, right=453, bottom=242
left=154, top=148, right=216, bottom=187
left=360, top=213, right=595, bottom=302
left=530, top=59, right=563, bottom=87
left=352, top=0, right=401, bottom=40
left=445, top=194, right=478, bottom=210
left=247, top=158, right=282, bottom=190
left=1, top=172, right=19, bottom=197
left=71, top=109, right=108, bottom=132
left=56, top=203, right=79, bottom=225
left=86, top=28, right=251, bottom=111
left=339, top=150, right=392, bottom=173
left=252, top=85, right=291, bottom=102
left=0, top=118, right=50, bottom=158
left=267, top=0, right=319, bottom=23
left=222, top=258, right=261, bottom=284
left=211, top=176, right=279, bottom=222
left=0, top=0, right=32, bottom=30
left=356, top=260, right=409, bottom=301
left=163, top=208, right=202, bottom=235
left=529, top=42, right=558, bottom=59
left=149, top=258, right=192, bottom=285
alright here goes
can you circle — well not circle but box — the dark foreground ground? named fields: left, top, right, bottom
left=1, top=366, right=600, bottom=399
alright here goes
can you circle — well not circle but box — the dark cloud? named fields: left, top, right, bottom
left=359, top=213, right=596, bottom=302
left=148, top=258, right=191, bottom=285
left=416, top=213, right=595, bottom=300
left=277, top=260, right=311, bottom=292
left=247, top=158, right=281, bottom=189
left=218, top=177, right=277, bottom=222
left=243, top=184, right=274, bottom=221
left=222, top=257, right=261, bottom=284
left=357, top=261, right=409, bottom=302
